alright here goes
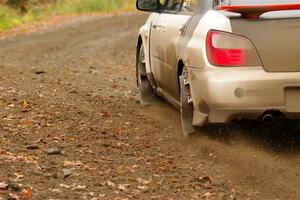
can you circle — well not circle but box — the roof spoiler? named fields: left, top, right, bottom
left=218, top=4, right=300, bottom=19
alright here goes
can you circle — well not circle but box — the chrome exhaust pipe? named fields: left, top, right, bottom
left=262, top=114, right=274, bottom=123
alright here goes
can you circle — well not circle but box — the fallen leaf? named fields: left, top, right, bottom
left=190, top=193, right=201, bottom=199
left=114, top=127, right=121, bottom=135
left=198, top=176, right=212, bottom=183
left=99, top=194, right=106, bottom=198
left=21, top=188, right=33, bottom=200
left=162, top=197, right=173, bottom=200
left=21, top=119, right=33, bottom=126
left=127, top=165, right=138, bottom=173
left=49, top=188, right=61, bottom=193
left=100, top=111, right=112, bottom=118
left=20, top=100, right=31, bottom=112
left=0, top=182, right=8, bottom=190
left=137, top=185, right=148, bottom=191
left=63, top=160, right=84, bottom=168
left=8, top=193, right=20, bottom=200
left=136, top=178, right=151, bottom=185
left=118, top=184, right=127, bottom=191
left=59, top=184, right=71, bottom=189
left=14, top=173, right=24, bottom=180
left=106, top=181, right=115, bottom=188
left=202, top=192, right=213, bottom=199
left=72, top=185, right=86, bottom=191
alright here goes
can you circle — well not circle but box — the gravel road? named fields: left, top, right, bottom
left=0, top=13, right=299, bottom=200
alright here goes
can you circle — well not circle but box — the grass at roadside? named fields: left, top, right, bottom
left=0, top=0, right=136, bottom=32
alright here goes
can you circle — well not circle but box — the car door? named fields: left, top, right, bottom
left=160, top=2, right=193, bottom=100
left=149, top=8, right=168, bottom=89
left=150, top=0, right=197, bottom=99
left=150, top=0, right=182, bottom=92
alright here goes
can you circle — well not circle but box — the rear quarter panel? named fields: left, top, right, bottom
left=180, top=10, right=233, bottom=118
left=181, top=10, right=232, bottom=69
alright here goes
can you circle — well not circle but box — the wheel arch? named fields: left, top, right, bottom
left=177, top=59, right=185, bottom=93
left=136, top=35, right=143, bottom=66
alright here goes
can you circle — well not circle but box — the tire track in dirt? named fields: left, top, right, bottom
left=141, top=100, right=300, bottom=199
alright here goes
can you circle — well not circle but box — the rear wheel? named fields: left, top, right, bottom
left=179, top=68, right=196, bottom=137
left=136, top=45, right=156, bottom=106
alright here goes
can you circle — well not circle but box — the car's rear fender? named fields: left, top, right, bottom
left=180, top=10, right=232, bottom=70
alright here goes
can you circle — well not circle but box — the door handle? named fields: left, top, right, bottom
left=179, top=24, right=187, bottom=36
left=152, top=24, right=165, bottom=30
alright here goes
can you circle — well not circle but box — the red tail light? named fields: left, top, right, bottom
left=206, top=30, right=261, bottom=67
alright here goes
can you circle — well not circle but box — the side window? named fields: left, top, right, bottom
left=138, top=0, right=166, bottom=10
left=181, top=0, right=199, bottom=13
left=165, top=0, right=182, bottom=12
left=213, top=0, right=231, bottom=9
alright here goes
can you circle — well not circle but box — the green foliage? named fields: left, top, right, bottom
left=0, top=0, right=136, bottom=32
left=6, top=0, right=24, bottom=5
left=54, top=0, right=124, bottom=14
left=0, top=6, right=21, bottom=31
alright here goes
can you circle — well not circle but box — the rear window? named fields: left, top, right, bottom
left=216, top=0, right=300, bottom=6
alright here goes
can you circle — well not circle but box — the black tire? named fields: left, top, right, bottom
left=136, top=45, right=156, bottom=106
left=179, top=69, right=196, bottom=137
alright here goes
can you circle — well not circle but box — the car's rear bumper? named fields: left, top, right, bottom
left=188, top=67, right=300, bottom=123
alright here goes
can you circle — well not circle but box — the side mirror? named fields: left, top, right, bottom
left=136, top=0, right=162, bottom=12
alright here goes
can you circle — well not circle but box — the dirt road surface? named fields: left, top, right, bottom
left=0, top=13, right=300, bottom=200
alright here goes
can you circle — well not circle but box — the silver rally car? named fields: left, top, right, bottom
left=135, top=0, right=300, bottom=136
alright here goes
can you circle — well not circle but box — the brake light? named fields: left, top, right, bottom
left=206, top=30, right=261, bottom=67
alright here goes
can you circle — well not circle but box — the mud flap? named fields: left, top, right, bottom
left=179, top=75, right=196, bottom=137
left=138, top=76, right=157, bottom=106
